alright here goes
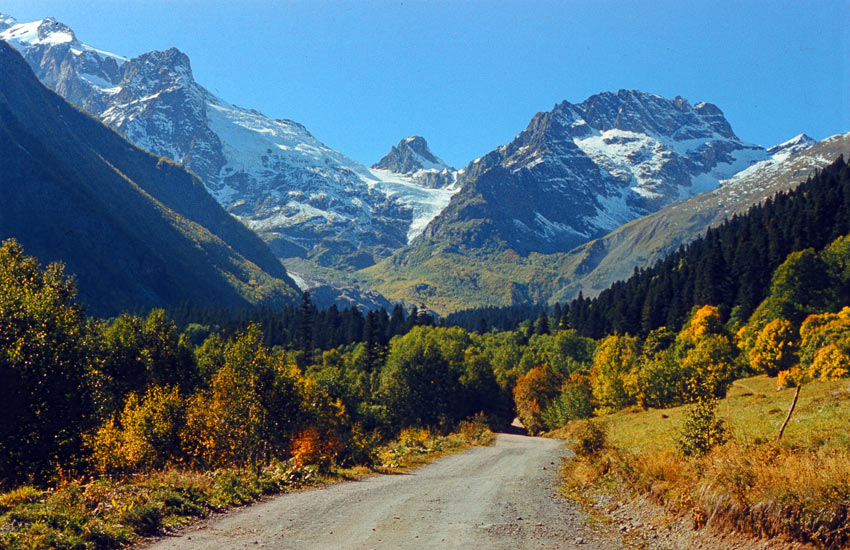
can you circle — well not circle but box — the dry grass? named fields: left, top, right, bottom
left=558, top=376, right=850, bottom=549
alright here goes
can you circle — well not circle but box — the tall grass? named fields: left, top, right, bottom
left=559, top=376, right=850, bottom=549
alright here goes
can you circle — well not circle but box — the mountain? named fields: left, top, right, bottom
left=0, top=14, right=455, bottom=273
left=420, top=90, right=768, bottom=256
left=0, top=40, right=300, bottom=316
left=362, top=132, right=849, bottom=315
left=362, top=91, right=771, bottom=313
left=372, top=136, right=456, bottom=189
left=367, top=136, right=459, bottom=244
left=548, top=132, right=850, bottom=303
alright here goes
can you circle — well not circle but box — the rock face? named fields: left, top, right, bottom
left=373, top=136, right=456, bottom=189
left=421, top=90, right=769, bottom=255
left=0, top=14, right=455, bottom=271
left=0, top=40, right=300, bottom=316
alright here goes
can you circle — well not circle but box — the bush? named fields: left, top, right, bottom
left=89, top=386, right=185, bottom=474
left=120, top=501, right=163, bottom=537
left=589, top=335, right=641, bottom=414
left=513, top=366, right=564, bottom=435
left=676, top=398, right=727, bottom=457
left=290, top=427, right=341, bottom=471
left=635, top=350, right=690, bottom=409
left=540, top=376, right=593, bottom=430
left=573, top=420, right=607, bottom=458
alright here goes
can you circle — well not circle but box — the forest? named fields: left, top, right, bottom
left=2, top=156, right=850, bottom=548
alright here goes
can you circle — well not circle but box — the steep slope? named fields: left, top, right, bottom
left=0, top=40, right=299, bottom=316
left=362, top=91, right=770, bottom=313
left=549, top=132, right=850, bottom=302
left=0, top=14, right=452, bottom=273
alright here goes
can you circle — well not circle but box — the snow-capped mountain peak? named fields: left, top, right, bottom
left=423, top=90, right=769, bottom=255
left=0, top=13, right=18, bottom=31
left=374, top=136, right=452, bottom=174
left=1, top=13, right=463, bottom=270
left=0, top=16, right=75, bottom=46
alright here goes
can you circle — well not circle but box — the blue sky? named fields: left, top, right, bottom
left=4, top=0, right=849, bottom=167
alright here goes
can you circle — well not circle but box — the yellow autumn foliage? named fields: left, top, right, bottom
left=809, top=344, right=850, bottom=381
left=589, top=334, right=640, bottom=415
left=750, top=318, right=798, bottom=376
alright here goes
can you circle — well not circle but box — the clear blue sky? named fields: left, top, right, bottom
left=4, top=0, right=849, bottom=167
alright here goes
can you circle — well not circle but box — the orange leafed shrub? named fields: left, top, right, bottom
left=290, top=427, right=341, bottom=471
left=514, top=365, right=564, bottom=435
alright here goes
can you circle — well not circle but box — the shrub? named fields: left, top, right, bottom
left=750, top=318, right=799, bottom=376
left=120, top=501, right=163, bottom=537
left=290, top=426, right=341, bottom=471
left=589, top=335, right=640, bottom=414
left=635, top=350, right=690, bottom=409
left=513, top=366, right=564, bottom=434
left=89, top=386, right=185, bottom=474
left=676, top=398, right=727, bottom=457
left=573, top=420, right=607, bottom=458
left=540, top=375, right=593, bottom=430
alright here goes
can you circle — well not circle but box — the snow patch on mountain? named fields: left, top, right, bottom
left=369, top=168, right=460, bottom=241
left=2, top=14, right=457, bottom=266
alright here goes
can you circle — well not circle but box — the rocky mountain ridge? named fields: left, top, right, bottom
left=0, top=14, right=455, bottom=272
left=550, top=131, right=850, bottom=303
left=0, top=40, right=300, bottom=315
left=362, top=122, right=845, bottom=314
left=420, top=90, right=770, bottom=255
left=4, top=12, right=840, bottom=316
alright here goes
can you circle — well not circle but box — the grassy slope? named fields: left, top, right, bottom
left=359, top=242, right=572, bottom=315
left=558, top=375, right=850, bottom=548
left=598, top=375, right=850, bottom=453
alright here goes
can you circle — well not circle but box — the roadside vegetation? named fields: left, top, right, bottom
left=559, top=376, right=850, bottom=549
left=549, top=224, right=850, bottom=548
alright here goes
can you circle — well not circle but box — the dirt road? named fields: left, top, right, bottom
left=144, top=434, right=624, bottom=549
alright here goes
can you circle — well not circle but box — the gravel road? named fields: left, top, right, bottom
left=143, top=434, right=625, bottom=550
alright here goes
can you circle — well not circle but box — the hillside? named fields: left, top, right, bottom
left=0, top=14, right=458, bottom=273
left=551, top=132, right=850, bottom=302
left=0, top=40, right=299, bottom=316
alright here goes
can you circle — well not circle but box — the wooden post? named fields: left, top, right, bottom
left=776, top=385, right=801, bottom=443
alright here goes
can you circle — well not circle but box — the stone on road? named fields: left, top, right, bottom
left=143, top=434, right=620, bottom=549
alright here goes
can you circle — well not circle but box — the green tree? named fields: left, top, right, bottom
left=0, top=240, right=91, bottom=482
left=378, top=326, right=466, bottom=429
left=92, top=309, right=196, bottom=417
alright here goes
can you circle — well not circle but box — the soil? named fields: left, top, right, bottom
left=143, top=434, right=626, bottom=549
left=141, top=433, right=811, bottom=549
